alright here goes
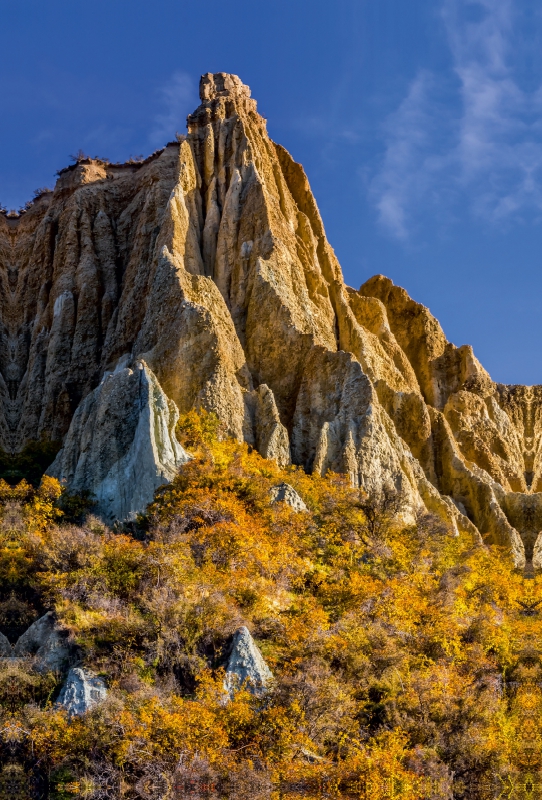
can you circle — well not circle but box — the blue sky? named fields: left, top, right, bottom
left=1, top=0, right=541, bottom=384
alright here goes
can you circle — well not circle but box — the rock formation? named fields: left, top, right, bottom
left=224, top=626, right=273, bottom=698
left=12, top=612, right=73, bottom=673
left=46, top=359, right=190, bottom=521
left=270, top=482, right=308, bottom=512
left=57, top=667, right=107, bottom=716
left=2, top=71, right=542, bottom=566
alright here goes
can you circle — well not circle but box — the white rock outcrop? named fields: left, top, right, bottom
left=57, top=667, right=107, bottom=716
left=270, top=483, right=308, bottom=513
left=224, top=626, right=273, bottom=699
left=47, top=360, right=190, bottom=522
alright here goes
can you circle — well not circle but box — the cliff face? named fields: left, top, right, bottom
left=2, top=72, right=542, bottom=565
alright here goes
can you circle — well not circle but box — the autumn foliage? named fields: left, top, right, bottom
left=0, top=411, right=539, bottom=798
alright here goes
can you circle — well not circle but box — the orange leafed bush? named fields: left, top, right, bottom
left=0, top=411, right=538, bottom=797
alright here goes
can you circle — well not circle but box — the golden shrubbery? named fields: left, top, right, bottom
left=0, top=412, right=540, bottom=798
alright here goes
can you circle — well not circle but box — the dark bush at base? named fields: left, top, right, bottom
left=0, top=440, right=61, bottom=486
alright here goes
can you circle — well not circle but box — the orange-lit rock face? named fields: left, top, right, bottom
left=2, top=72, right=542, bottom=565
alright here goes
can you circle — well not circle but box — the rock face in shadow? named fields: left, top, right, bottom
left=46, top=360, right=190, bottom=522
left=57, top=667, right=107, bottom=716
left=0, top=632, right=11, bottom=657
left=2, top=71, right=542, bottom=564
left=224, top=626, right=273, bottom=698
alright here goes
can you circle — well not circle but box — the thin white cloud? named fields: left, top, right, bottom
left=371, top=72, right=448, bottom=240
left=149, top=72, right=197, bottom=147
left=372, top=0, right=542, bottom=238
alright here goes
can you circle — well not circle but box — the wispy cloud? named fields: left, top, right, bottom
left=371, top=72, right=450, bottom=240
left=149, top=72, right=197, bottom=147
left=372, top=0, right=542, bottom=239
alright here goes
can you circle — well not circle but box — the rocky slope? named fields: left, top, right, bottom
left=2, top=72, right=541, bottom=566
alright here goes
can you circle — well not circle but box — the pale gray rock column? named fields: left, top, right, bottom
left=47, top=359, right=190, bottom=523
left=224, top=626, right=273, bottom=699
left=57, top=667, right=107, bottom=716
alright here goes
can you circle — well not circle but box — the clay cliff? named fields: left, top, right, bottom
left=2, top=72, right=542, bottom=567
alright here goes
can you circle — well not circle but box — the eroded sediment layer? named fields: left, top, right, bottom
left=2, top=72, right=542, bottom=565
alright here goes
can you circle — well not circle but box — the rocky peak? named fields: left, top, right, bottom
left=199, top=72, right=253, bottom=102
left=189, top=72, right=258, bottom=129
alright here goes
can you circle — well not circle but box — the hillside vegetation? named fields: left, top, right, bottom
left=0, top=413, right=538, bottom=799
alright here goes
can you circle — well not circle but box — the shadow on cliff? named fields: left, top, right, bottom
left=0, top=440, right=61, bottom=487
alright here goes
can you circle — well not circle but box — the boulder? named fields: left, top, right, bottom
left=47, top=360, right=190, bottom=523
left=57, top=667, right=107, bottom=716
left=224, top=626, right=273, bottom=699
left=13, top=612, right=72, bottom=673
left=270, top=483, right=308, bottom=513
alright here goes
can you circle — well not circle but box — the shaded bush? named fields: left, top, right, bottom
left=0, top=440, right=61, bottom=486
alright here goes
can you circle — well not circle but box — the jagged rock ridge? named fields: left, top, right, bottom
left=2, top=71, right=542, bottom=566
